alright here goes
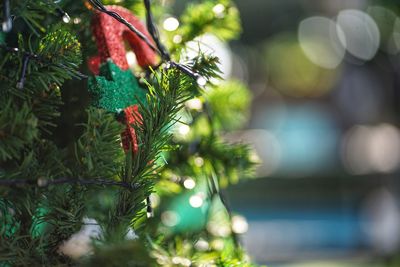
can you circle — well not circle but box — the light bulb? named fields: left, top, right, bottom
left=62, top=13, right=71, bottom=23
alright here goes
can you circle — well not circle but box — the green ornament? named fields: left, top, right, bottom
left=88, top=60, right=147, bottom=113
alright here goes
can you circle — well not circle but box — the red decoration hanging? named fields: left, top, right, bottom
left=121, top=105, right=142, bottom=153
left=88, top=5, right=158, bottom=74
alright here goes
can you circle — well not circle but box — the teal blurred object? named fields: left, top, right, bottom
left=167, top=189, right=211, bottom=233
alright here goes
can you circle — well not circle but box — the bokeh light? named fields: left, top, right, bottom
left=341, top=124, right=400, bottom=174
left=264, top=34, right=338, bottom=97
left=298, top=16, right=345, bottom=69
left=185, top=34, right=232, bottom=79
left=163, top=17, right=179, bottom=32
left=336, top=9, right=380, bottom=61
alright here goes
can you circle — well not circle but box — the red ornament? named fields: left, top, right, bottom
left=89, top=5, right=158, bottom=74
left=121, top=105, right=142, bottom=153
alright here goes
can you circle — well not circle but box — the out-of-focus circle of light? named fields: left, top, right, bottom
left=232, top=215, right=249, bottom=234
left=172, top=257, right=191, bottom=266
left=178, top=124, right=190, bottom=136
left=341, top=125, right=372, bottom=174
left=186, top=98, right=203, bottom=110
left=194, top=156, right=204, bottom=167
left=126, top=51, right=137, bottom=68
left=163, top=17, right=179, bottom=32
left=264, top=34, right=338, bottom=97
left=58, top=218, right=101, bottom=259
left=149, top=193, right=160, bottom=208
left=207, top=221, right=231, bottom=237
left=336, top=9, right=380, bottom=61
left=161, top=210, right=180, bottom=227
left=298, top=16, right=346, bottom=69
left=183, top=178, right=196, bottom=190
left=62, top=13, right=71, bottom=24
left=368, top=124, right=400, bottom=173
left=361, top=188, right=400, bottom=254
left=185, top=34, right=232, bottom=79
left=392, top=18, right=400, bottom=53
left=194, top=239, right=209, bottom=251
left=341, top=124, right=400, bottom=174
left=189, top=194, right=204, bottom=208
left=235, top=129, right=281, bottom=177
left=275, top=105, right=338, bottom=175
left=367, top=6, right=398, bottom=54
left=212, top=3, right=226, bottom=18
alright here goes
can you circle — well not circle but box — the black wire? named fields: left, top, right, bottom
left=87, top=0, right=202, bottom=82
left=0, top=44, right=88, bottom=88
left=87, top=0, right=160, bottom=54
left=143, top=0, right=170, bottom=61
left=16, top=54, right=30, bottom=89
left=0, top=177, right=140, bottom=191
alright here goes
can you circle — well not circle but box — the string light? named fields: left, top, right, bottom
left=231, top=215, right=248, bottom=234
left=189, top=193, right=204, bottom=208
left=172, top=34, right=182, bottom=44
left=194, top=156, right=204, bottom=167
left=212, top=4, right=225, bottom=18
left=161, top=210, right=180, bottom=227
left=55, top=7, right=71, bottom=23
left=88, top=0, right=204, bottom=83
left=183, top=178, right=196, bottom=189
left=163, top=17, right=179, bottom=31
left=2, top=0, right=12, bottom=32
left=186, top=98, right=203, bottom=110
left=196, top=76, right=207, bottom=86
left=178, top=124, right=190, bottom=136
left=73, top=17, right=82, bottom=24
left=16, top=54, right=32, bottom=89
left=194, top=239, right=209, bottom=251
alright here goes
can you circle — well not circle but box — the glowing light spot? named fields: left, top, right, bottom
left=37, top=178, right=48, bottom=187
left=196, top=76, right=207, bottom=87
left=337, top=9, right=380, bottom=61
left=232, top=215, right=249, bottom=234
left=194, top=156, right=205, bottom=167
left=195, top=239, right=209, bottom=251
left=213, top=4, right=225, bottom=18
left=172, top=257, right=191, bottom=266
left=189, top=194, right=204, bottom=208
left=298, top=16, right=345, bottom=69
left=183, top=178, right=196, bottom=189
left=185, top=34, right=232, bottom=79
left=58, top=218, right=101, bottom=259
left=163, top=17, right=179, bottom=32
left=126, top=51, right=137, bottom=67
left=186, top=98, right=203, bottom=110
left=341, top=124, right=400, bottom=174
left=207, top=221, right=231, bottom=237
left=178, top=124, right=190, bottom=136
left=210, top=239, right=225, bottom=251
left=161, top=211, right=180, bottom=227
left=73, top=17, right=82, bottom=24
left=126, top=228, right=138, bottom=240
left=62, top=13, right=71, bottom=24
left=173, top=34, right=182, bottom=44
left=149, top=193, right=160, bottom=208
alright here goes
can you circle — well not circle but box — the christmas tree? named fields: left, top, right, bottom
left=0, top=0, right=257, bottom=266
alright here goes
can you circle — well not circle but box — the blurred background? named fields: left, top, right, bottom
left=171, top=0, right=400, bottom=266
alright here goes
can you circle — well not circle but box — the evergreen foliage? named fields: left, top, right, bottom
left=0, top=0, right=258, bottom=266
